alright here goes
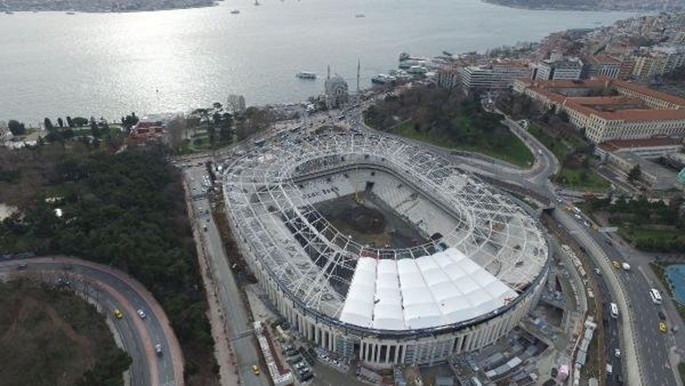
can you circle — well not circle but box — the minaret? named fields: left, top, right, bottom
left=356, top=59, right=360, bottom=95
left=327, top=65, right=331, bottom=80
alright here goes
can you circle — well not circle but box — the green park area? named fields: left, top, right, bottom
left=364, top=86, right=534, bottom=167
left=586, top=196, right=685, bottom=252
left=0, top=280, right=130, bottom=386
left=497, top=92, right=609, bottom=190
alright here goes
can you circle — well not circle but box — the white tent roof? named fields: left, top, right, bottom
left=339, top=248, right=518, bottom=330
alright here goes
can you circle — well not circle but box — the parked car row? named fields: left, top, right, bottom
left=282, top=343, right=314, bottom=382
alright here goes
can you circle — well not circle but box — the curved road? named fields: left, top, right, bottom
left=0, top=257, right=184, bottom=386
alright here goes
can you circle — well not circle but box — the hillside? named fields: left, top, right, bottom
left=482, top=0, right=684, bottom=11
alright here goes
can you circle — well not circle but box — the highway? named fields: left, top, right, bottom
left=587, top=223, right=677, bottom=385
left=185, top=167, right=269, bottom=386
left=0, top=257, right=183, bottom=386
left=555, top=209, right=677, bottom=385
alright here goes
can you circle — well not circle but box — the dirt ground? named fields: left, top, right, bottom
left=315, top=192, right=425, bottom=249
left=0, top=280, right=123, bottom=386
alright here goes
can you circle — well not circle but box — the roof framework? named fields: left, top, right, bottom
left=222, top=130, right=548, bottom=330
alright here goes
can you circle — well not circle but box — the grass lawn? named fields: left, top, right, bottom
left=621, top=227, right=685, bottom=245
left=527, top=123, right=574, bottom=161
left=393, top=122, right=534, bottom=167
left=556, top=166, right=610, bottom=190
left=621, top=225, right=685, bottom=251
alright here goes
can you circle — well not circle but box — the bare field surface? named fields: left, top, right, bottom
left=0, top=279, right=130, bottom=386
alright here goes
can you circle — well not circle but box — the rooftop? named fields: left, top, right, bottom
left=598, top=137, right=682, bottom=152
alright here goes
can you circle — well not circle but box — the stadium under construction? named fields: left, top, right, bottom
left=220, top=128, right=550, bottom=369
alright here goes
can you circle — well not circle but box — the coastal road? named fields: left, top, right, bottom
left=0, top=257, right=183, bottom=386
left=185, top=167, right=269, bottom=386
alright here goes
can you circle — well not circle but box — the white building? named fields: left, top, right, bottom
left=583, top=54, right=622, bottom=79
left=460, top=59, right=532, bottom=94
left=535, top=58, right=583, bottom=81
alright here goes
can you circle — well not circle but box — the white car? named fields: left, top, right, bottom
left=137, top=309, right=147, bottom=319
left=155, top=344, right=163, bottom=356
left=614, top=348, right=621, bottom=358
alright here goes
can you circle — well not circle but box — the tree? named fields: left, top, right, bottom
left=90, top=118, right=100, bottom=138
left=44, top=118, right=54, bottom=132
left=121, top=113, right=139, bottom=131
left=167, top=116, right=187, bottom=150
left=7, top=120, right=26, bottom=136
left=66, top=116, right=74, bottom=128
left=628, top=164, right=642, bottom=183
left=57, top=117, right=64, bottom=128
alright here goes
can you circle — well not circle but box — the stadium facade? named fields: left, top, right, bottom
left=221, top=129, right=550, bottom=368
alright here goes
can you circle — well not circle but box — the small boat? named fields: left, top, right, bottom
left=296, top=71, right=317, bottom=80
left=230, top=9, right=240, bottom=14
left=442, top=50, right=453, bottom=57
left=5, top=11, right=14, bottom=14
left=66, top=11, right=76, bottom=15
left=355, top=13, right=365, bottom=18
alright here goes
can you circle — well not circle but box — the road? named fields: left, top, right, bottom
left=185, top=167, right=269, bottom=386
left=0, top=257, right=183, bottom=386
left=555, top=209, right=677, bottom=386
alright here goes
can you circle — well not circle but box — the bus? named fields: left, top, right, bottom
left=610, top=302, right=619, bottom=318
left=650, top=288, right=663, bottom=305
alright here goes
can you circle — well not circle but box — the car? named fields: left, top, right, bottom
left=113, top=309, right=123, bottom=319
left=17, top=263, right=28, bottom=270
left=137, top=309, right=146, bottom=319
left=659, top=311, right=667, bottom=321
left=155, top=344, right=163, bottom=356
left=614, top=348, right=621, bottom=358
left=252, top=364, right=260, bottom=375
left=594, top=267, right=601, bottom=275
left=659, top=321, right=668, bottom=333
left=612, top=260, right=621, bottom=269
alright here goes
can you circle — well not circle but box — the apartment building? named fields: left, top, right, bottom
left=535, top=58, right=583, bottom=81
left=583, top=54, right=621, bottom=79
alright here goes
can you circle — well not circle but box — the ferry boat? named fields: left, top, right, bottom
left=296, top=72, right=317, bottom=80
left=371, top=74, right=396, bottom=85
left=230, top=9, right=240, bottom=14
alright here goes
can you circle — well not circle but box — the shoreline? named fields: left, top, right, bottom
left=1, top=1, right=218, bottom=14
left=480, top=0, right=675, bottom=12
